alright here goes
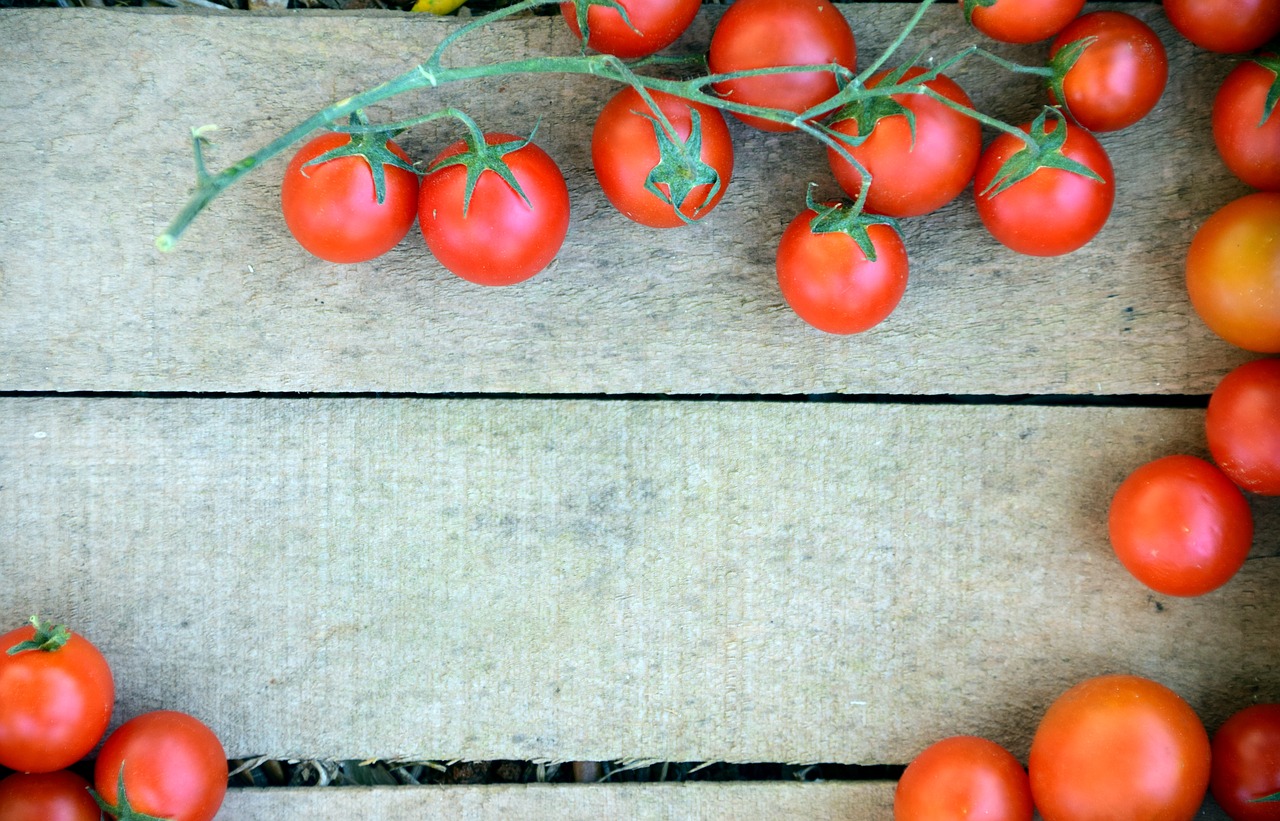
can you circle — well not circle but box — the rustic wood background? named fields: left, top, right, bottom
left=0, top=2, right=1271, bottom=819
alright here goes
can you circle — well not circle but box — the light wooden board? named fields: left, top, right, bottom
left=3, top=398, right=1276, bottom=763
left=0, top=5, right=1256, bottom=395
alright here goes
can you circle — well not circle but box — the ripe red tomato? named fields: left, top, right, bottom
left=1108, top=454, right=1253, bottom=596
left=0, top=618, right=114, bottom=773
left=895, top=736, right=1033, bottom=821
left=961, top=0, right=1084, bottom=44
left=1186, top=193, right=1280, bottom=353
left=1163, top=0, right=1280, bottom=53
left=559, top=0, right=700, bottom=58
left=708, top=0, right=856, bottom=132
left=1048, top=11, right=1168, bottom=133
left=775, top=205, right=909, bottom=334
left=1212, top=703, right=1280, bottom=821
left=0, top=771, right=101, bottom=821
left=1213, top=58, right=1280, bottom=191
left=1207, top=358, right=1280, bottom=495
left=419, top=133, right=570, bottom=286
left=592, top=86, right=734, bottom=228
left=280, top=131, right=420, bottom=264
left=94, top=710, right=228, bottom=821
left=973, top=116, right=1114, bottom=256
left=1030, top=674, right=1211, bottom=821
left=826, top=67, right=982, bottom=218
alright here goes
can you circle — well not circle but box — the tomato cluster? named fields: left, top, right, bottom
left=0, top=617, right=227, bottom=821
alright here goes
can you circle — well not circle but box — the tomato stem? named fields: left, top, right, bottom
left=6, top=615, right=71, bottom=655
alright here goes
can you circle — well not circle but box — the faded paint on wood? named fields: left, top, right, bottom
left=3, top=398, right=1276, bottom=763
left=0, top=6, right=1256, bottom=395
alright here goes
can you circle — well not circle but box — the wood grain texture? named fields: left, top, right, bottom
left=3, top=398, right=1276, bottom=763
left=0, top=5, right=1257, bottom=395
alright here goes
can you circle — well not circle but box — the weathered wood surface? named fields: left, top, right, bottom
left=0, top=5, right=1256, bottom=395
left=3, top=398, right=1276, bottom=764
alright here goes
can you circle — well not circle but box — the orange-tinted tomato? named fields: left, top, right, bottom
left=895, top=736, right=1033, bottom=821
left=1186, top=193, right=1280, bottom=353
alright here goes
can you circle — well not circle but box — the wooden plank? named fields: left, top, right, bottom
left=0, top=6, right=1254, bottom=395
left=2, top=397, right=1275, bottom=763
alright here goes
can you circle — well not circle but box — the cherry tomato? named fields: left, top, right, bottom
left=280, top=131, right=420, bottom=264
left=1108, top=455, right=1253, bottom=597
left=94, top=710, right=228, bottom=821
left=895, top=736, right=1033, bottom=821
left=826, top=67, right=982, bottom=218
left=1029, top=674, right=1211, bottom=821
left=419, top=133, right=571, bottom=286
left=1163, top=0, right=1280, bottom=54
left=0, top=771, right=101, bottom=821
left=1212, top=704, right=1280, bottom=821
left=559, top=0, right=700, bottom=58
left=775, top=206, right=909, bottom=334
left=961, top=0, right=1084, bottom=45
left=708, top=0, right=856, bottom=132
left=973, top=116, right=1114, bottom=256
left=1185, top=193, right=1280, bottom=353
left=591, top=86, right=734, bottom=228
left=1213, top=58, right=1280, bottom=191
left=0, top=618, right=114, bottom=773
left=1048, top=11, right=1168, bottom=133
left=1207, top=358, right=1280, bottom=495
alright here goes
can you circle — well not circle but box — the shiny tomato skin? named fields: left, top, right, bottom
left=1207, top=358, right=1280, bottom=495
left=894, top=736, right=1034, bottom=821
left=776, top=210, right=908, bottom=334
left=419, top=134, right=570, bottom=286
left=280, top=132, right=420, bottom=264
left=1030, top=675, right=1211, bottom=821
left=0, top=624, right=114, bottom=773
left=1185, top=193, right=1280, bottom=353
left=973, top=118, right=1114, bottom=256
left=708, top=0, right=856, bottom=132
left=592, top=86, right=734, bottom=228
left=1108, top=455, right=1253, bottom=597
left=1163, top=0, right=1280, bottom=54
left=0, top=771, right=101, bottom=821
left=94, top=710, right=228, bottom=821
left=1212, top=704, right=1280, bottom=821
left=826, top=68, right=982, bottom=218
left=1049, top=11, right=1168, bottom=133
left=1213, top=59, right=1280, bottom=191
left=559, top=0, right=700, bottom=58
left=963, top=0, right=1085, bottom=44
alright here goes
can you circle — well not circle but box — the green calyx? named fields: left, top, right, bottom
left=6, top=615, right=71, bottom=655
left=428, top=111, right=536, bottom=217
left=961, top=0, right=997, bottom=25
left=638, top=101, right=722, bottom=224
left=830, top=65, right=919, bottom=150
left=1046, top=36, right=1097, bottom=125
left=1254, top=789, right=1280, bottom=803
left=566, top=0, right=638, bottom=52
left=804, top=184, right=899, bottom=263
left=981, top=107, right=1103, bottom=199
left=1252, top=53, right=1280, bottom=125
left=92, top=770, right=169, bottom=821
left=303, top=110, right=416, bottom=206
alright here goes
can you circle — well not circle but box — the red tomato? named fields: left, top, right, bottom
left=895, top=736, right=1033, bottom=821
left=708, top=0, right=856, bottom=132
left=419, top=133, right=570, bottom=286
left=826, top=67, right=981, bottom=218
left=973, top=116, right=1114, bottom=256
left=1029, top=675, right=1211, bottom=821
left=1108, top=455, right=1253, bottom=596
left=1212, top=704, right=1280, bottom=821
left=1185, top=193, right=1280, bottom=353
left=94, top=711, right=228, bottom=821
left=1163, top=0, right=1280, bottom=53
left=591, top=86, right=734, bottom=228
left=775, top=206, right=908, bottom=334
left=280, top=131, right=420, bottom=264
left=1049, top=12, right=1168, bottom=133
left=0, top=618, right=114, bottom=773
left=0, top=771, right=101, bottom=821
left=559, top=0, right=700, bottom=58
left=961, top=0, right=1084, bottom=44
left=1213, top=58, right=1280, bottom=191
left=1207, top=358, right=1280, bottom=495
